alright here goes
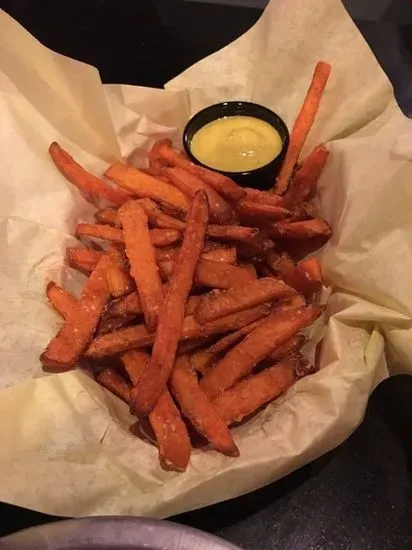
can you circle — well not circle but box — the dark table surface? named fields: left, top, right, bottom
left=1, top=1, right=412, bottom=548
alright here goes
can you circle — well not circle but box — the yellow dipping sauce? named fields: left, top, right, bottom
left=190, top=115, right=283, bottom=173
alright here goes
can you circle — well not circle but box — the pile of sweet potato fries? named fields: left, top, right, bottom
left=41, top=61, right=332, bottom=471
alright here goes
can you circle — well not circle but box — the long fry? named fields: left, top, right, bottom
left=170, top=356, right=239, bottom=456
left=95, top=207, right=120, bottom=226
left=66, top=247, right=102, bottom=274
left=105, top=163, right=190, bottom=214
left=151, top=139, right=245, bottom=201
left=130, top=190, right=209, bottom=416
left=163, top=166, right=234, bottom=224
left=85, top=304, right=271, bottom=359
left=213, top=357, right=300, bottom=425
left=75, top=223, right=181, bottom=247
left=237, top=200, right=292, bottom=223
left=268, top=218, right=332, bottom=240
left=106, top=265, right=135, bottom=298
left=49, top=143, right=130, bottom=206
left=40, top=254, right=112, bottom=371
left=46, top=281, right=77, bottom=319
left=138, top=198, right=186, bottom=231
left=96, top=367, right=131, bottom=403
left=275, top=62, right=331, bottom=194
left=194, top=277, right=296, bottom=324
left=201, top=306, right=322, bottom=400
left=119, top=201, right=164, bottom=332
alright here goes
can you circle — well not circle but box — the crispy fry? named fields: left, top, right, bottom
left=40, top=255, right=112, bottom=372
left=207, top=225, right=259, bottom=242
left=130, top=191, right=209, bottom=415
left=96, top=367, right=131, bottom=403
left=75, top=223, right=181, bottom=247
left=95, top=207, right=120, bottom=226
left=148, top=389, right=192, bottom=472
left=97, top=313, right=135, bottom=336
left=237, top=200, right=292, bottom=223
left=171, top=356, right=239, bottom=456
left=291, top=201, right=317, bottom=221
left=46, top=281, right=77, bottom=319
left=49, top=142, right=131, bottom=206
left=190, top=349, right=217, bottom=375
left=267, top=334, right=306, bottom=363
left=268, top=218, right=332, bottom=240
left=119, top=201, right=164, bottom=332
left=105, top=163, right=190, bottom=214
left=213, top=357, right=300, bottom=425
left=106, top=291, right=142, bottom=318
left=152, top=139, right=245, bottom=201
left=298, top=257, right=322, bottom=282
left=194, top=277, right=295, bottom=324
left=275, top=62, right=331, bottom=194
left=106, top=265, right=135, bottom=298
left=201, top=306, right=322, bottom=399
left=201, top=247, right=237, bottom=264
left=86, top=304, right=271, bottom=359
left=122, top=349, right=151, bottom=386
left=195, top=260, right=256, bottom=289
left=209, top=319, right=265, bottom=354
left=283, top=144, right=329, bottom=207
left=266, top=249, right=321, bottom=297
left=163, top=166, right=234, bottom=224
left=243, top=187, right=285, bottom=207
left=66, top=247, right=102, bottom=274
left=138, top=198, right=186, bottom=230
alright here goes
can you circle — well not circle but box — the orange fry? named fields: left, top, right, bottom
left=213, top=357, right=300, bottom=425
left=149, top=228, right=182, bottom=247
left=268, top=219, right=332, bottom=240
left=209, top=318, right=265, bottom=355
left=106, top=291, right=142, bottom=318
left=243, top=187, right=285, bottom=207
left=151, top=139, right=245, bottom=201
left=275, top=62, right=331, bottom=194
left=283, top=144, right=330, bottom=207
left=105, top=163, right=190, bottom=214
left=130, top=190, right=209, bottom=416
left=267, top=334, right=306, bottom=363
left=95, top=207, right=120, bottom=226
left=207, top=225, right=259, bottom=242
left=195, top=259, right=256, bottom=289
left=171, top=356, right=239, bottom=456
left=40, top=254, right=112, bottom=372
left=201, top=247, right=237, bottom=264
left=194, top=277, right=295, bottom=324
left=66, top=247, right=102, bottom=274
left=237, top=200, right=292, bottom=223
left=163, top=166, right=234, bottom=224
left=119, top=201, right=164, bottom=332
left=122, top=349, right=151, bottom=386
left=190, top=349, right=217, bottom=375
left=106, top=265, right=135, bottom=298
left=75, top=223, right=181, bottom=247
left=266, top=249, right=321, bottom=297
left=46, top=281, right=77, bottom=319
left=298, top=257, right=322, bottom=282
left=138, top=198, right=186, bottom=231
left=96, top=367, right=131, bottom=403
left=49, top=142, right=130, bottom=206
left=201, top=306, right=322, bottom=400
left=86, top=303, right=271, bottom=359
left=97, top=313, right=135, bottom=336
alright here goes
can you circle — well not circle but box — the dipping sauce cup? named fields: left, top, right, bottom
left=183, top=101, right=289, bottom=190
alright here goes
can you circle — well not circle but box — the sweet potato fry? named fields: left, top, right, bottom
left=298, top=257, right=322, bottom=282
left=275, top=61, right=331, bottom=194
left=195, top=260, right=256, bottom=289
left=171, top=356, right=239, bottom=456
left=201, top=247, right=237, bottom=264
left=122, top=349, right=151, bottom=386
left=96, top=367, right=131, bottom=403
left=194, top=277, right=295, bottom=324
left=243, top=187, right=285, bottom=207
left=119, top=201, right=164, bottom=332
left=76, top=223, right=124, bottom=244
left=97, top=313, right=135, bottom=336
left=283, top=144, right=329, bottom=207
left=163, top=166, right=234, bottom=224
left=207, top=225, right=260, bottom=242
left=266, top=249, right=321, bottom=297
left=138, top=198, right=186, bottom=230
left=237, top=200, right=292, bottom=223
left=105, top=163, right=190, bottom=214
left=40, top=254, right=112, bottom=372
left=190, top=349, right=217, bottom=375
left=106, top=264, right=135, bottom=298
left=95, top=207, right=120, bottom=226
left=106, top=291, right=142, bottom=318
left=290, top=201, right=317, bottom=221
left=66, top=247, right=102, bottom=274
left=268, top=219, right=332, bottom=240
left=152, top=139, right=245, bottom=201
left=149, top=228, right=182, bottom=247
left=267, top=334, right=306, bottom=363
left=148, top=389, right=192, bottom=472
left=130, top=190, right=209, bottom=416
left=86, top=303, right=271, bottom=359
left=49, top=142, right=131, bottom=206
left=46, top=281, right=77, bottom=319
left=213, top=357, right=300, bottom=425
left=209, top=319, right=265, bottom=355
left=201, top=306, right=322, bottom=399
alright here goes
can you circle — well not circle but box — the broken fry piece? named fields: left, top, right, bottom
left=275, top=62, right=331, bottom=194
left=194, top=277, right=296, bottom=324
left=40, top=254, right=112, bottom=372
left=171, top=356, right=239, bottom=456
left=201, top=306, right=322, bottom=400
left=49, top=142, right=131, bottom=206
left=46, top=281, right=77, bottom=319
left=66, top=247, right=102, bottom=274
left=106, top=264, right=135, bottom=298
left=119, top=201, right=164, bottom=332
left=95, top=207, right=120, bottom=226
left=130, top=190, right=209, bottom=416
